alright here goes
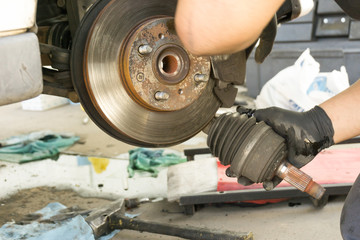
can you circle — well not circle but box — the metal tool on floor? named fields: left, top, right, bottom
left=85, top=199, right=253, bottom=240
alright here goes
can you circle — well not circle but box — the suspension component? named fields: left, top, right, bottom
left=207, top=112, right=325, bottom=200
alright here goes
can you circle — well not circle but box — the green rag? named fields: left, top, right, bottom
left=0, top=134, right=79, bottom=164
left=127, top=148, right=186, bottom=178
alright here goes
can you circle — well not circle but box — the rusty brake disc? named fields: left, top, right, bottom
left=71, top=0, right=220, bottom=147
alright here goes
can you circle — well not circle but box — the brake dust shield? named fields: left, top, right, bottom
left=71, top=0, right=220, bottom=147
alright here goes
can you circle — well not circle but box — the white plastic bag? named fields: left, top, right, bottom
left=255, top=49, right=349, bottom=112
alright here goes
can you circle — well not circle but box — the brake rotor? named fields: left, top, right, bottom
left=71, top=0, right=220, bottom=147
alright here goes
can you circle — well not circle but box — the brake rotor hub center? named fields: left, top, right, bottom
left=120, top=17, right=211, bottom=111
left=154, top=44, right=189, bottom=85
left=161, top=55, right=178, bottom=75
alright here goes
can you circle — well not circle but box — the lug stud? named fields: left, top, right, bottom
left=138, top=44, right=153, bottom=55
left=154, top=91, right=169, bottom=101
left=194, top=74, right=208, bottom=83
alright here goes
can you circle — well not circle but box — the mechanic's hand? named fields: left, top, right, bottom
left=233, top=106, right=334, bottom=190
left=226, top=165, right=283, bottom=190
left=253, top=106, right=335, bottom=168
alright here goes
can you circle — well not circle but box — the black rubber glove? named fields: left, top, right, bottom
left=234, top=106, right=334, bottom=190
left=253, top=106, right=335, bottom=168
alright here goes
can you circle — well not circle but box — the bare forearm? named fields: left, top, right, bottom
left=175, top=0, right=285, bottom=56
left=320, top=80, right=360, bottom=143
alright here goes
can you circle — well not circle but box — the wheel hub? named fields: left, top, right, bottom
left=121, top=17, right=210, bottom=111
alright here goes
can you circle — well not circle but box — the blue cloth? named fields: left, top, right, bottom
left=0, top=202, right=119, bottom=240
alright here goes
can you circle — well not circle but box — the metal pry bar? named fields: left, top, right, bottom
left=86, top=199, right=253, bottom=239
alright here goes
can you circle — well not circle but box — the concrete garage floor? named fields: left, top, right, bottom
left=0, top=102, right=347, bottom=239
